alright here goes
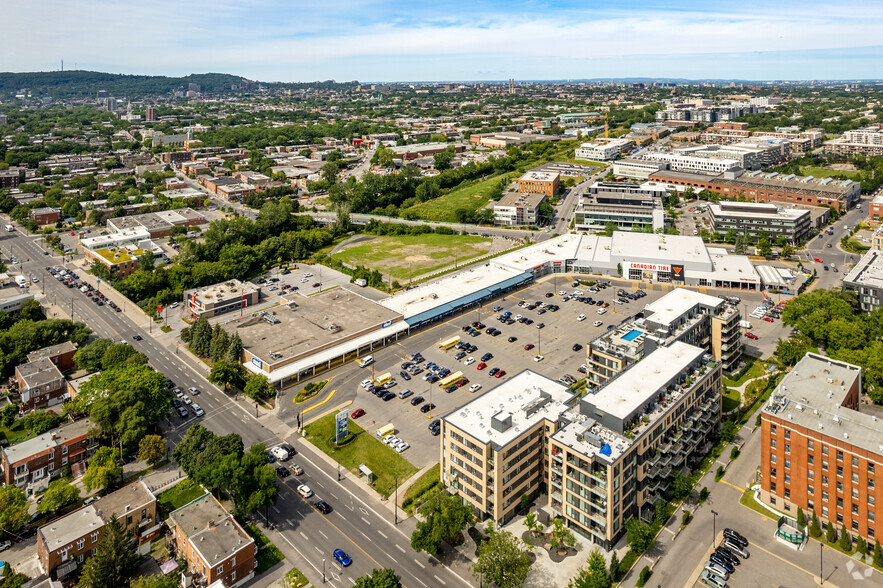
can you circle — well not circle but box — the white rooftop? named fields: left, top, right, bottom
left=643, top=288, right=724, bottom=327
left=80, top=227, right=151, bottom=250
left=491, top=234, right=583, bottom=272
left=588, top=341, right=705, bottom=421
left=845, top=249, right=883, bottom=290
left=609, top=232, right=713, bottom=268
left=443, top=371, right=574, bottom=448
left=710, top=201, right=809, bottom=221
left=519, top=171, right=559, bottom=182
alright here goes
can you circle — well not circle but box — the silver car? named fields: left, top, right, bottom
left=699, top=570, right=727, bottom=588
left=704, top=561, right=729, bottom=580
left=723, top=538, right=750, bottom=558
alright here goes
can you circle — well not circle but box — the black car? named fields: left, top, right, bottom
left=465, top=344, right=477, bottom=353
left=454, top=351, right=466, bottom=360
left=420, top=403, right=436, bottom=413
left=723, top=528, right=748, bottom=547
left=315, top=500, right=332, bottom=514
left=430, top=426, right=440, bottom=436
left=444, top=385, right=457, bottom=393
left=572, top=343, right=583, bottom=352
left=427, top=375, right=439, bottom=384
left=488, top=367, right=500, bottom=376
left=429, top=419, right=441, bottom=429
left=280, top=443, right=296, bottom=456
left=545, top=292, right=554, bottom=297
left=411, top=396, right=425, bottom=406
left=133, top=335, right=143, bottom=341
left=508, top=336, right=517, bottom=342
left=714, top=546, right=740, bottom=566
left=275, top=465, right=290, bottom=478
left=382, top=391, right=396, bottom=401
left=172, top=398, right=182, bottom=408
left=709, top=553, right=735, bottom=574
left=399, top=370, right=412, bottom=381
left=481, top=353, right=493, bottom=361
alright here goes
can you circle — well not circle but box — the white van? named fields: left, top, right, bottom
left=358, top=355, right=374, bottom=368
left=597, top=308, right=607, bottom=315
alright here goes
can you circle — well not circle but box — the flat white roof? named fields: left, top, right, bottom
left=80, top=227, right=151, bottom=250
left=519, top=171, right=559, bottom=182
left=845, top=249, right=883, bottom=290
left=642, top=288, right=724, bottom=326
left=609, top=232, right=713, bottom=268
left=589, top=341, right=705, bottom=420
left=379, top=264, right=524, bottom=318
left=443, top=371, right=573, bottom=448
left=491, top=234, right=583, bottom=272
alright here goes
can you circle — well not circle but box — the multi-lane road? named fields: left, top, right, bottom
left=0, top=225, right=471, bottom=588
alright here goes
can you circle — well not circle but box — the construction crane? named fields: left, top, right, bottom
left=580, top=112, right=613, bottom=141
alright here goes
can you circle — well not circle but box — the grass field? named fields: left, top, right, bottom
left=403, top=174, right=505, bottom=222
left=332, top=233, right=493, bottom=279
left=156, top=479, right=205, bottom=514
left=800, top=166, right=863, bottom=179
left=402, top=463, right=441, bottom=515
left=722, top=387, right=741, bottom=413
left=303, top=413, right=418, bottom=498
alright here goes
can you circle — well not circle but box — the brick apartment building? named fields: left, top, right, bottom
left=159, top=151, right=195, bottom=165
left=14, top=357, right=66, bottom=411
left=27, top=341, right=78, bottom=372
left=0, top=419, right=96, bottom=490
left=169, top=493, right=256, bottom=588
left=0, top=168, right=26, bottom=188
left=760, top=353, right=882, bottom=544
left=37, top=480, right=160, bottom=579
left=30, top=207, right=61, bottom=227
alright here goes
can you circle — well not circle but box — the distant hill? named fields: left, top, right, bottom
left=0, top=70, right=247, bottom=98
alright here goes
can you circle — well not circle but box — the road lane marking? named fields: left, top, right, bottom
left=315, top=546, right=322, bottom=554
left=330, top=492, right=339, bottom=500
left=361, top=517, right=370, bottom=526
left=300, top=531, right=308, bottom=540
left=272, top=506, right=280, bottom=513
left=359, top=530, right=370, bottom=540
left=318, top=529, right=328, bottom=540
left=377, top=530, right=387, bottom=539
left=396, top=544, right=405, bottom=553
left=433, top=575, right=446, bottom=585
left=414, top=560, right=424, bottom=569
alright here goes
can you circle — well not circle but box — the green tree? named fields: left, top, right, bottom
left=669, top=473, right=693, bottom=501
left=757, top=234, right=772, bottom=257
left=0, top=485, right=29, bottom=534
left=77, top=516, right=139, bottom=588
left=130, top=574, right=180, bottom=588
left=776, top=338, right=807, bottom=367
left=410, top=487, right=473, bottom=554
left=524, top=511, right=539, bottom=537
left=233, top=443, right=278, bottom=514
left=101, top=343, right=139, bottom=370
left=209, top=324, right=230, bottom=363
left=83, top=447, right=122, bottom=492
left=720, top=420, right=738, bottom=442
left=1, top=403, right=16, bottom=428
left=371, top=145, right=395, bottom=168
left=209, top=360, right=246, bottom=391
left=568, top=549, right=611, bottom=588
left=321, top=161, right=339, bottom=184
left=19, top=410, right=63, bottom=435
left=550, top=517, right=576, bottom=553
left=782, top=243, right=794, bottom=258
left=796, top=506, right=805, bottom=527
left=809, top=511, right=822, bottom=538
left=874, top=539, right=883, bottom=567
left=433, top=148, right=455, bottom=171
left=856, top=535, right=868, bottom=557
left=137, top=434, right=166, bottom=466
left=38, top=478, right=81, bottom=514
left=137, top=252, right=155, bottom=272
left=781, top=289, right=854, bottom=345
left=244, top=374, right=272, bottom=401
left=189, top=316, right=212, bottom=357
left=74, top=338, right=113, bottom=372
left=472, top=529, right=532, bottom=588
left=353, top=568, right=402, bottom=588
left=624, top=518, right=655, bottom=553
left=609, top=550, right=621, bottom=582
left=825, top=521, right=837, bottom=544
left=225, top=333, right=243, bottom=362
left=839, top=524, right=853, bottom=551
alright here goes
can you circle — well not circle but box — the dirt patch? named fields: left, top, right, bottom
left=828, top=163, right=858, bottom=171
left=405, top=255, right=431, bottom=263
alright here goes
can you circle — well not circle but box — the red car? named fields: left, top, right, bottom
left=745, top=332, right=758, bottom=339
left=477, top=362, right=487, bottom=370
left=494, top=370, right=507, bottom=378
left=456, top=378, right=469, bottom=387
left=762, top=317, right=775, bottom=323
left=312, top=282, right=321, bottom=288
left=814, top=258, right=823, bottom=263
left=524, top=344, right=535, bottom=351
left=350, top=408, right=365, bottom=419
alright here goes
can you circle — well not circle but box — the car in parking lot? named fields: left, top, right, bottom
left=577, top=314, right=586, bottom=321
left=494, top=370, right=506, bottom=378
left=699, top=570, right=727, bottom=588
left=351, top=408, right=366, bottom=419
left=399, top=370, right=411, bottom=380
left=464, top=356, right=475, bottom=365
left=523, top=344, right=534, bottom=351
left=420, top=403, right=435, bottom=413
left=188, top=387, right=200, bottom=395
left=536, top=322, right=544, bottom=329
left=290, top=464, right=304, bottom=475
left=177, top=406, right=189, bottom=418
left=182, top=395, right=192, bottom=405
left=744, top=332, right=758, bottom=339
left=709, top=553, right=735, bottom=574
left=469, top=384, right=482, bottom=392
left=762, top=316, right=774, bottom=322
left=593, top=320, right=603, bottom=327
left=192, top=404, right=205, bottom=417
left=275, top=465, right=290, bottom=478
left=572, top=343, right=582, bottom=351
left=381, top=391, right=396, bottom=401
left=488, top=367, right=499, bottom=376
left=398, top=389, right=413, bottom=399
left=722, top=539, right=749, bottom=558
left=534, top=355, right=544, bottom=362
left=507, top=336, right=517, bottom=342
left=481, top=352, right=493, bottom=361
left=410, top=396, right=424, bottom=406
left=477, top=362, right=487, bottom=370
left=704, top=561, right=729, bottom=580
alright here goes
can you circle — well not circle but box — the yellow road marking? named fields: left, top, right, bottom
left=298, top=389, right=336, bottom=412
left=302, top=399, right=352, bottom=428
left=719, top=479, right=745, bottom=492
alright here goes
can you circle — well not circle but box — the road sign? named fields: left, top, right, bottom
left=335, top=410, right=349, bottom=443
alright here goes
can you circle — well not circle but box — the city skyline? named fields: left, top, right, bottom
left=3, top=0, right=882, bottom=82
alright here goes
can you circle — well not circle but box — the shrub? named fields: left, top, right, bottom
left=826, top=522, right=837, bottom=544
left=682, top=511, right=692, bottom=526
left=809, top=511, right=822, bottom=538
left=699, top=487, right=709, bottom=503
left=636, top=565, right=653, bottom=587
left=796, top=506, right=805, bottom=527
left=715, top=466, right=725, bottom=481
left=730, top=446, right=740, bottom=460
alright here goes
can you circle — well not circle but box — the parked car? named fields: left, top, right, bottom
left=704, top=561, right=729, bottom=580
left=420, top=403, right=436, bottom=413
left=192, top=404, right=205, bottom=417
left=275, top=465, right=290, bottom=478
left=399, top=370, right=411, bottom=381
left=722, top=539, right=750, bottom=559
left=524, top=344, right=535, bottom=351
left=723, top=528, right=748, bottom=547
left=398, top=389, right=414, bottom=400
left=351, top=408, right=366, bottom=419
left=745, top=332, right=758, bottom=339
left=709, top=553, right=735, bottom=574
left=699, top=570, right=727, bottom=588
left=410, top=396, right=424, bottom=406
left=488, top=367, right=500, bottom=376
left=290, top=464, right=304, bottom=476
left=469, top=384, right=482, bottom=392
left=572, top=343, right=582, bottom=351
left=270, top=446, right=290, bottom=461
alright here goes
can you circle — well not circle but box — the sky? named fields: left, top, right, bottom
left=3, top=0, right=883, bottom=82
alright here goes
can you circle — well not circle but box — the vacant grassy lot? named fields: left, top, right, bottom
left=799, top=165, right=862, bottom=180
left=403, top=174, right=505, bottom=222
left=157, top=479, right=205, bottom=513
left=403, top=463, right=441, bottom=515
left=303, top=413, right=417, bottom=498
left=332, top=233, right=492, bottom=279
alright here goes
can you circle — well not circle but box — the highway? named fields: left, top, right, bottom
left=0, top=225, right=472, bottom=588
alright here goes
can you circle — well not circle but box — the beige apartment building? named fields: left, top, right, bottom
left=442, top=342, right=722, bottom=549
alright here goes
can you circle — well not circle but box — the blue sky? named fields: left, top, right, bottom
left=3, top=0, right=882, bottom=81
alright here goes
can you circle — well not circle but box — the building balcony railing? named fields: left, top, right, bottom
left=589, top=483, right=607, bottom=499
left=550, top=475, right=563, bottom=489
left=589, top=510, right=607, bottom=527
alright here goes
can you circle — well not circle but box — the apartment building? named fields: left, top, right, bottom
left=158, top=150, right=195, bottom=165
left=30, top=208, right=62, bottom=227
left=37, top=481, right=160, bottom=579
left=27, top=341, right=78, bottom=373
left=869, top=195, right=883, bottom=223
left=843, top=249, right=883, bottom=312
left=169, top=493, right=256, bottom=588
left=184, top=280, right=261, bottom=319
left=647, top=169, right=860, bottom=212
left=642, top=152, right=741, bottom=174
left=0, top=419, right=96, bottom=490
left=586, top=288, right=741, bottom=386
left=575, top=138, right=634, bottom=162
left=14, top=357, right=66, bottom=411
left=709, top=201, right=811, bottom=244
left=824, top=126, right=883, bottom=156
left=760, top=353, right=882, bottom=544
left=493, top=192, right=547, bottom=226
left=0, top=168, right=25, bottom=188
left=518, top=171, right=560, bottom=196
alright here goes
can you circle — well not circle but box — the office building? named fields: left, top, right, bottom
left=844, top=249, right=883, bottom=312
left=106, top=208, right=207, bottom=238
left=184, top=280, right=262, bottom=319
left=574, top=191, right=664, bottom=233
left=169, top=493, right=256, bottom=588
left=675, top=144, right=764, bottom=171
left=493, top=192, right=547, bottom=226
left=648, top=169, right=860, bottom=212
left=518, top=171, right=560, bottom=196
left=1, top=419, right=97, bottom=490
left=145, top=106, right=156, bottom=122
left=30, top=208, right=61, bottom=227
left=586, top=288, right=741, bottom=386
left=641, top=152, right=741, bottom=174
left=709, top=201, right=811, bottom=244
left=37, top=481, right=159, bottom=579
left=442, top=344, right=722, bottom=548
left=613, top=159, right=667, bottom=180
left=575, top=138, right=634, bottom=161
left=389, top=142, right=465, bottom=161
left=760, top=353, right=881, bottom=544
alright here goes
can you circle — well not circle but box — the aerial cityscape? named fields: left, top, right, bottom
left=2, top=2, right=883, bottom=588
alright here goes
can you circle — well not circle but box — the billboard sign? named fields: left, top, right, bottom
left=335, top=410, right=349, bottom=443
left=671, top=264, right=685, bottom=283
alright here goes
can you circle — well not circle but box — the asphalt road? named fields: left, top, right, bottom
left=0, top=225, right=471, bottom=588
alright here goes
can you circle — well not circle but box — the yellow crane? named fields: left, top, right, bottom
left=580, top=112, right=613, bottom=140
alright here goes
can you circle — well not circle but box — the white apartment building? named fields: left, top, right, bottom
left=575, top=138, right=634, bottom=161
left=641, top=152, right=741, bottom=174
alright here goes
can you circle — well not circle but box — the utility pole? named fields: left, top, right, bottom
left=395, top=475, right=399, bottom=524
left=711, top=509, right=719, bottom=548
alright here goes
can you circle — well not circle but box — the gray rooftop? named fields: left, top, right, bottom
left=2, top=419, right=92, bottom=465
left=495, top=191, right=547, bottom=208
left=763, top=353, right=881, bottom=454
left=844, top=249, right=883, bottom=290
left=170, top=493, right=254, bottom=566
left=27, top=341, right=77, bottom=363
left=16, top=357, right=64, bottom=389
left=642, top=288, right=726, bottom=327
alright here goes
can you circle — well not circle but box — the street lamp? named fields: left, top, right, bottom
left=395, top=475, right=399, bottom=525
left=322, top=558, right=326, bottom=583
left=820, top=542, right=824, bottom=585
left=711, top=509, right=719, bottom=548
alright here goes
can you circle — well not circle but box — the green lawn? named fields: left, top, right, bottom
left=245, top=523, right=285, bottom=574
left=800, top=166, right=862, bottom=180
left=303, top=413, right=418, bottom=498
left=0, top=420, right=37, bottom=447
left=403, top=174, right=506, bottom=222
left=402, top=463, right=441, bottom=515
left=156, top=480, right=205, bottom=513
left=739, top=487, right=773, bottom=518
left=331, top=233, right=493, bottom=280
left=722, top=387, right=741, bottom=413
left=723, top=359, right=768, bottom=388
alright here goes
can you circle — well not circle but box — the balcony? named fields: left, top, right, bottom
left=550, top=475, right=563, bottom=489
left=589, top=510, right=607, bottom=527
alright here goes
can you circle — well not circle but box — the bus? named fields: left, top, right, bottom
left=374, top=372, right=392, bottom=385
left=375, top=424, right=395, bottom=438
left=439, top=371, right=463, bottom=388
left=439, top=336, right=461, bottom=350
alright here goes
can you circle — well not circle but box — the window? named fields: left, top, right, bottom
left=870, top=463, right=876, bottom=475
left=785, top=488, right=791, bottom=499
left=770, top=439, right=777, bottom=449
left=853, top=520, right=860, bottom=531
left=837, top=466, right=843, bottom=477
left=822, top=475, right=829, bottom=486
left=871, top=495, right=876, bottom=507
left=808, top=455, right=814, bottom=466
left=771, top=482, right=777, bottom=492
left=837, top=497, right=844, bottom=508
left=853, top=488, right=860, bottom=500
left=77, top=539, right=84, bottom=550
left=808, top=440, right=815, bottom=451
left=771, top=424, right=777, bottom=435
left=784, top=429, right=790, bottom=440
left=771, top=453, right=777, bottom=464
left=871, top=511, right=876, bottom=522
left=822, top=491, right=829, bottom=501
left=217, top=566, right=223, bottom=575
left=822, top=445, right=829, bottom=456
left=61, top=457, right=67, bottom=466
left=785, top=473, right=791, bottom=484
left=837, top=513, right=844, bottom=524
left=870, top=528, right=876, bottom=539
left=808, top=485, right=814, bottom=495
left=91, top=532, right=99, bottom=543
left=822, top=460, right=828, bottom=471
left=785, top=459, right=791, bottom=470
left=785, top=503, right=791, bottom=511
left=232, top=557, right=235, bottom=566
left=837, top=482, right=843, bottom=493
left=853, top=456, right=859, bottom=468
left=785, top=444, right=791, bottom=455
left=808, top=500, right=815, bottom=511
left=837, top=450, right=843, bottom=461
left=771, top=497, right=777, bottom=505
left=808, top=470, right=815, bottom=481
left=62, top=445, right=68, bottom=455
left=871, top=479, right=876, bottom=491
left=853, top=504, right=860, bottom=515
left=853, top=473, right=860, bottom=484
left=770, top=467, right=777, bottom=479
left=822, top=506, right=829, bottom=517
